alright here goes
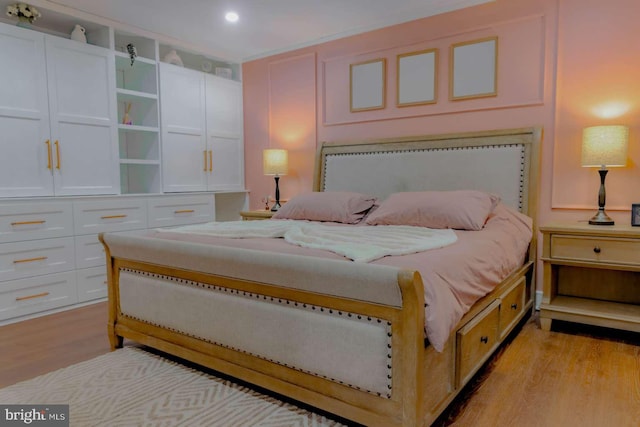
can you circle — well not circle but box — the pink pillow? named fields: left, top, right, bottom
left=364, top=190, right=499, bottom=230
left=272, top=191, right=377, bottom=224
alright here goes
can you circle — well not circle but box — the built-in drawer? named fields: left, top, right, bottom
left=0, top=237, right=75, bottom=282
left=73, top=199, right=147, bottom=235
left=0, top=202, right=73, bottom=244
left=550, top=235, right=640, bottom=265
left=77, top=266, right=107, bottom=303
left=75, top=234, right=106, bottom=269
left=0, top=271, right=77, bottom=322
left=147, top=195, right=215, bottom=228
left=456, top=299, right=500, bottom=387
left=499, top=278, right=525, bottom=339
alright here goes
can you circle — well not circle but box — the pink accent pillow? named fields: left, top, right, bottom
left=272, top=191, right=377, bottom=224
left=364, top=190, right=500, bottom=230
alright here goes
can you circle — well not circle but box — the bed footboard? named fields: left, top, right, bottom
left=101, top=232, right=426, bottom=427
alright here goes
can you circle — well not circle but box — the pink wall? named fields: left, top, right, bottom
left=242, top=0, right=640, bottom=287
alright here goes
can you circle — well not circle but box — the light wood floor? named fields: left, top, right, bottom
left=1, top=303, right=639, bottom=426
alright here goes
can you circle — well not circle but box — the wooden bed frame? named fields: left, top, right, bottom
left=101, top=127, right=541, bottom=427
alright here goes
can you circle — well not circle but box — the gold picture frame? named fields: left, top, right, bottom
left=350, top=58, right=386, bottom=112
left=396, top=48, right=438, bottom=107
left=449, top=36, right=498, bottom=101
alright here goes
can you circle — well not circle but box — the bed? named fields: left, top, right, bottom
left=100, top=127, right=540, bottom=427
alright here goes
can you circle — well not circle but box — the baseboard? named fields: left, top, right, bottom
left=535, top=290, right=543, bottom=311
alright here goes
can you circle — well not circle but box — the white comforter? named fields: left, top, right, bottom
left=157, top=220, right=457, bottom=263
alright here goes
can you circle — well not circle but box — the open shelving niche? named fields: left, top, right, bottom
left=158, top=44, right=241, bottom=81
left=114, top=31, right=161, bottom=194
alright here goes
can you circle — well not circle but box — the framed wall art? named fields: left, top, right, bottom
left=396, top=48, right=438, bottom=107
left=450, top=36, right=498, bottom=101
left=632, top=204, right=640, bottom=226
left=350, top=58, right=386, bottom=112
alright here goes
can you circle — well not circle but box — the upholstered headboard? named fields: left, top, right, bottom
left=314, top=127, right=541, bottom=221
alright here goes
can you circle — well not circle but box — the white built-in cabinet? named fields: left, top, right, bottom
left=0, top=24, right=118, bottom=198
left=0, top=14, right=247, bottom=324
left=160, top=63, right=244, bottom=193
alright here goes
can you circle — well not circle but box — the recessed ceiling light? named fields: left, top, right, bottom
left=225, top=11, right=239, bottom=23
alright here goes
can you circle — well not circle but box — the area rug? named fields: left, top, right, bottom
left=0, top=347, right=348, bottom=426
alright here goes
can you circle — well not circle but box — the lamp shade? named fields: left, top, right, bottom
left=581, top=125, right=629, bottom=167
left=263, top=149, right=288, bottom=176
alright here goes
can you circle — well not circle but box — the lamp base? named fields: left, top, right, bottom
left=588, top=209, right=614, bottom=225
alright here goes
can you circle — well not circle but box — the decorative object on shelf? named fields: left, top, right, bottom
left=450, top=36, right=498, bottom=101
left=6, top=2, right=41, bottom=27
left=263, top=149, right=288, bottom=212
left=581, top=125, right=629, bottom=225
left=201, top=60, right=213, bottom=73
left=163, top=49, right=184, bottom=67
left=126, top=43, right=137, bottom=66
left=215, top=67, right=232, bottom=79
left=122, top=102, right=133, bottom=125
left=70, top=24, right=87, bottom=43
left=262, top=195, right=270, bottom=211
left=350, top=58, right=386, bottom=112
left=632, top=204, right=640, bottom=226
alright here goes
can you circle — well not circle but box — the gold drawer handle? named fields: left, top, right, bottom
left=511, top=303, right=518, bottom=310
left=13, top=256, right=48, bottom=264
left=174, top=209, right=195, bottom=214
left=16, top=292, right=50, bottom=301
left=11, top=220, right=46, bottom=226
left=54, top=140, right=61, bottom=170
left=209, top=150, right=213, bottom=172
left=45, top=140, right=52, bottom=170
left=593, top=246, right=601, bottom=254
left=101, top=215, right=127, bottom=220
left=480, top=336, right=489, bottom=344
left=203, top=150, right=207, bottom=172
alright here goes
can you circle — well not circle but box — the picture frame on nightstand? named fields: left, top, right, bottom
left=631, top=204, right=640, bottom=226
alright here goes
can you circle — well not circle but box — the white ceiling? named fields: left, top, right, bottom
left=42, top=0, right=492, bottom=62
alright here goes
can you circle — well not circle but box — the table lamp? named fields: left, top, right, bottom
left=581, top=125, right=629, bottom=225
left=263, top=149, right=288, bottom=212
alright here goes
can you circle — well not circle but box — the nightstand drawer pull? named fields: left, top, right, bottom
left=16, top=292, right=50, bottom=301
left=480, top=336, right=489, bottom=344
left=511, top=303, right=518, bottom=310
left=174, top=209, right=195, bottom=214
left=13, top=256, right=48, bottom=264
left=593, top=246, right=601, bottom=254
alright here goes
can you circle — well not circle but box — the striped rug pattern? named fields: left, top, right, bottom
left=0, top=347, right=347, bottom=426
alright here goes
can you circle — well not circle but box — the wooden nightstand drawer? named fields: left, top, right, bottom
left=551, top=235, right=640, bottom=265
left=499, top=278, right=525, bottom=338
left=240, top=210, right=273, bottom=220
left=456, top=299, right=500, bottom=387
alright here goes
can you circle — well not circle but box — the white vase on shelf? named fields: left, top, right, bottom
left=163, top=49, right=183, bottom=67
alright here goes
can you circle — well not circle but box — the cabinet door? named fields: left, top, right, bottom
left=45, top=37, right=119, bottom=196
left=0, top=25, right=53, bottom=197
left=159, top=63, right=207, bottom=192
left=205, top=74, right=243, bottom=135
left=205, top=74, right=244, bottom=191
left=208, top=135, right=244, bottom=190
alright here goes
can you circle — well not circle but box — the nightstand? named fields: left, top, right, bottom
left=540, top=222, right=640, bottom=333
left=240, top=210, right=274, bottom=220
